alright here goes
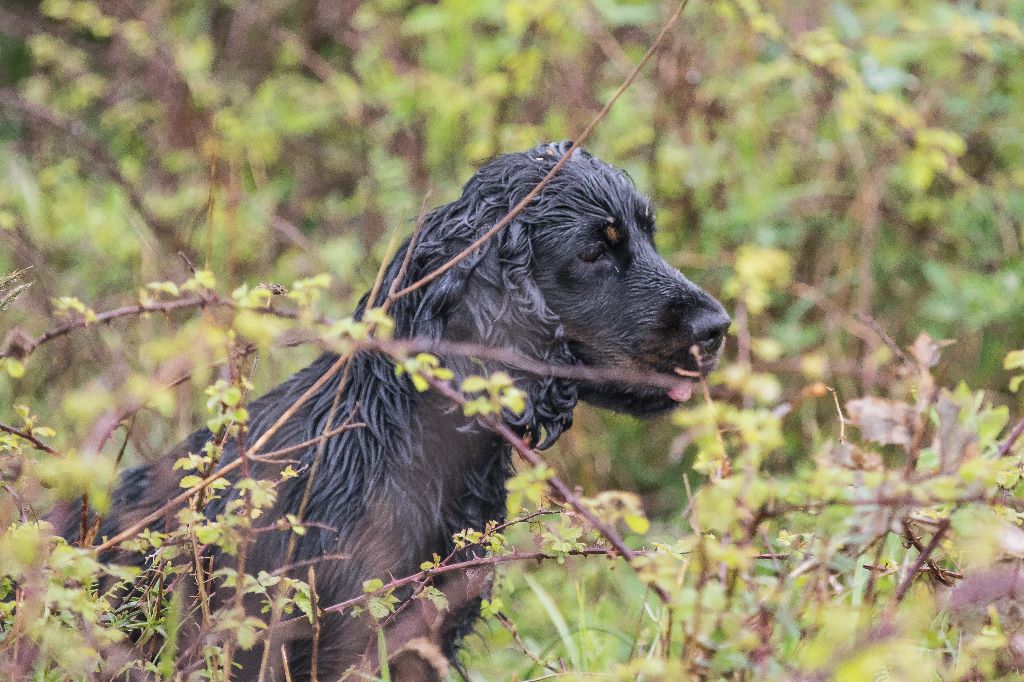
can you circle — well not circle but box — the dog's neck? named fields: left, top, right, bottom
left=343, top=292, right=555, bottom=567
left=410, top=390, right=512, bottom=539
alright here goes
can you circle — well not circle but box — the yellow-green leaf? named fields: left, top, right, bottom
left=624, top=514, right=650, bottom=535
left=4, top=359, right=25, bottom=378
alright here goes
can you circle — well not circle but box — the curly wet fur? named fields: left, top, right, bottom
left=76, top=142, right=730, bottom=680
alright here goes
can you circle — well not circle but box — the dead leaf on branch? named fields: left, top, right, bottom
left=821, top=441, right=884, bottom=472
left=846, top=397, right=919, bottom=447
left=1, top=327, right=33, bottom=360
left=931, top=391, right=979, bottom=474
left=909, top=331, right=954, bottom=370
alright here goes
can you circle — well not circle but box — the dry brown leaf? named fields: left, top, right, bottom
left=822, top=442, right=884, bottom=471
left=846, top=397, right=917, bottom=447
left=909, top=331, right=954, bottom=369
left=932, top=391, right=979, bottom=474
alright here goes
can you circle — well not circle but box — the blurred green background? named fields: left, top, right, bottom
left=1, top=0, right=1023, bottom=678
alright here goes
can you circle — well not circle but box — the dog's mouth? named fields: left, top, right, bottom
left=667, top=380, right=695, bottom=403
left=568, top=338, right=721, bottom=416
left=663, top=340, right=723, bottom=403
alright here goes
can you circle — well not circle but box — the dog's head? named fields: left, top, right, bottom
left=502, top=142, right=729, bottom=417
left=395, top=141, right=729, bottom=443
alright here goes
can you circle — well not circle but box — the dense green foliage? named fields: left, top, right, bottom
left=1, top=0, right=1024, bottom=679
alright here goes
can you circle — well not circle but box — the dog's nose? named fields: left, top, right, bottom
left=692, top=308, right=731, bottom=355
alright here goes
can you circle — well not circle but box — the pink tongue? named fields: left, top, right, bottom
left=668, top=382, right=694, bottom=402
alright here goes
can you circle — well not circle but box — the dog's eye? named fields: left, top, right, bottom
left=579, top=244, right=607, bottom=263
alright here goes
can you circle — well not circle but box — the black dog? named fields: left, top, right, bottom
left=84, top=141, right=729, bottom=680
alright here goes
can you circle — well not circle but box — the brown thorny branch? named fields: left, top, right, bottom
left=0, top=293, right=313, bottom=362
left=0, top=421, right=59, bottom=455
left=0, top=291, right=699, bottom=387
left=272, top=546, right=789, bottom=637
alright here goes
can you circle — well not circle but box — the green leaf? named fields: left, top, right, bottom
left=194, top=525, right=219, bottom=545
left=462, top=375, right=487, bottom=393
left=147, top=280, right=180, bottom=296
left=235, top=617, right=266, bottom=649
left=191, top=270, right=216, bottom=290
left=422, top=586, right=449, bottom=611
left=480, top=597, right=504, bottom=619
left=624, top=514, right=650, bottom=535
left=223, top=386, right=242, bottom=407
left=4, top=359, right=25, bottom=379
left=367, top=596, right=393, bottom=619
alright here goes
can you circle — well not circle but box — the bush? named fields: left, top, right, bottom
left=1, top=1, right=1023, bottom=679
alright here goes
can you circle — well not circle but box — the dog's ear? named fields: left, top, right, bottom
left=373, top=164, right=578, bottom=448
left=490, top=218, right=578, bottom=449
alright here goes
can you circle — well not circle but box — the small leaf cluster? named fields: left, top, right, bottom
left=461, top=371, right=527, bottom=417
left=394, top=352, right=453, bottom=392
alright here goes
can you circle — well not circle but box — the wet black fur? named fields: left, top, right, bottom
left=85, top=142, right=730, bottom=680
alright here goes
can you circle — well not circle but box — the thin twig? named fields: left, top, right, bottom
left=861, top=564, right=962, bottom=581
left=281, top=645, right=293, bottom=682
left=248, top=422, right=366, bottom=462
left=825, top=386, right=846, bottom=444
left=385, top=193, right=431, bottom=305
left=372, top=337, right=699, bottom=386
left=901, top=520, right=953, bottom=587
left=309, top=566, right=320, bottom=682
left=997, top=417, right=1024, bottom=458
left=855, top=311, right=913, bottom=367
left=0, top=293, right=332, bottom=361
left=496, top=613, right=560, bottom=675
left=85, top=416, right=140, bottom=545
left=189, top=525, right=213, bottom=626
left=0, top=421, right=58, bottom=455
left=3, top=290, right=702, bottom=390
left=892, top=517, right=951, bottom=603
left=318, top=547, right=633, bottom=618
left=1, top=296, right=209, bottom=360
